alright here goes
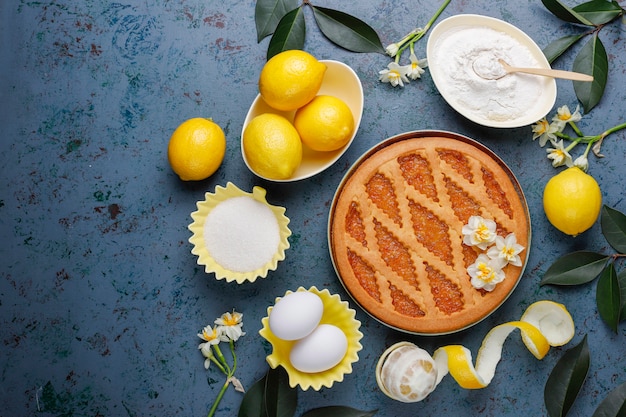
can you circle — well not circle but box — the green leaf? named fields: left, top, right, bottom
left=311, top=6, right=385, bottom=54
left=541, top=251, right=609, bottom=286
left=302, top=406, right=378, bottom=417
left=266, top=7, right=306, bottom=60
left=542, top=33, right=587, bottom=64
left=573, top=33, right=608, bottom=112
left=592, top=380, right=626, bottom=417
left=544, top=335, right=590, bottom=417
left=618, top=269, right=626, bottom=322
left=601, top=205, right=626, bottom=254
left=264, top=367, right=297, bottom=417
left=596, top=263, right=621, bottom=332
left=255, top=0, right=300, bottom=42
left=573, top=0, right=624, bottom=26
left=541, top=0, right=595, bottom=25
left=238, top=373, right=268, bottom=417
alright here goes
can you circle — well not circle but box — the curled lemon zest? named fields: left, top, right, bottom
left=431, top=300, right=574, bottom=391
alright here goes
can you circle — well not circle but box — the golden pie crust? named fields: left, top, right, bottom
left=328, top=132, right=530, bottom=335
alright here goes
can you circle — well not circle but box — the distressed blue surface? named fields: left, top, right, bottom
left=1, top=0, right=625, bottom=416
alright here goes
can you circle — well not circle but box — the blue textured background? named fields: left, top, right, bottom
left=1, top=0, right=625, bottom=415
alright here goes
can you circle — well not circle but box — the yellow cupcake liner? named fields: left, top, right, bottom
left=188, top=182, right=291, bottom=284
left=259, top=286, right=363, bottom=391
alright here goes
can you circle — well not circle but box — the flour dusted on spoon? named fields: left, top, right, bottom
left=432, top=26, right=544, bottom=122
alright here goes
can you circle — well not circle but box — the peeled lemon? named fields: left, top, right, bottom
left=543, top=166, right=602, bottom=236
left=242, top=113, right=302, bottom=180
left=376, top=342, right=438, bottom=402
left=167, top=118, right=226, bottom=181
left=293, top=95, right=355, bottom=152
left=259, top=50, right=327, bottom=111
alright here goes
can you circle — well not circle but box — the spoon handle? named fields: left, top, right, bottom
left=507, top=66, right=594, bottom=82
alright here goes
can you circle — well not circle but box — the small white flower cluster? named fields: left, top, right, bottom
left=379, top=50, right=428, bottom=87
left=462, top=216, right=525, bottom=292
left=198, top=311, right=245, bottom=369
left=197, top=310, right=246, bottom=416
left=378, top=0, right=450, bottom=88
left=532, top=105, right=589, bottom=171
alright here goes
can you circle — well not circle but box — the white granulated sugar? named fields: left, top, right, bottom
left=204, top=196, right=280, bottom=273
left=433, top=26, right=543, bottom=122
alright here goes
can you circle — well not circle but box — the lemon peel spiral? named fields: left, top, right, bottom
left=376, top=300, right=575, bottom=402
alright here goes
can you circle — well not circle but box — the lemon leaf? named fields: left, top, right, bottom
left=601, top=205, right=626, bottom=254
left=596, top=263, right=621, bottom=332
left=541, top=251, right=609, bottom=286
left=267, top=7, right=306, bottom=60
left=302, top=406, right=378, bottom=417
left=572, top=0, right=624, bottom=26
left=255, top=0, right=300, bottom=42
left=618, top=269, right=626, bottom=323
left=311, top=6, right=385, bottom=54
left=573, top=33, right=608, bottom=113
left=238, top=372, right=268, bottom=417
left=544, top=335, right=590, bottom=417
left=238, top=368, right=297, bottom=417
left=542, top=33, right=586, bottom=64
left=541, top=0, right=595, bottom=25
left=264, top=367, right=297, bottom=417
left=592, top=381, right=626, bottom=417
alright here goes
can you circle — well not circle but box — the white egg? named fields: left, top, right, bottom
left=268, top=291, right=323, bottom=341
left=289, top=324, right=348, bottom=373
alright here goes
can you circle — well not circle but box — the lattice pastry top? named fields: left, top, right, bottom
left=329, top=133, right=530, bottom=335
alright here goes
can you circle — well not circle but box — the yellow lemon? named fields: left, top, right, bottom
left=259, top=50, right=327, bottom=111
left=167, top=118, right=226, bottom=181
left=293, top=95, right=355, bottom=152
left=543, top=167, right=602, bottom=236
left=242, top=113, right=302, bottom=180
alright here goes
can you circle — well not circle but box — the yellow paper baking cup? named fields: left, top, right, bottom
left=259, top=286, right=363, bottom=391
left=188, top=182, right=291, bottom=283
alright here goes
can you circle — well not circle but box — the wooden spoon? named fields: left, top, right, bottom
left=495, top=59, right=594, bottom=82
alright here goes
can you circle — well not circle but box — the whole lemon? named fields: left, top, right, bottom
left=242, top=113, right=302, bottom=180
left=259, top=50, right=327, bottom=111
left=293, top=95, right=355, bottom=152
left=543, top=167, right=602, bottom=236
left=167, top=118, right=226, bottom=181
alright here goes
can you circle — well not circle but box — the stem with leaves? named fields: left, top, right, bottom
left=386, top=0, right=450, bottom=59
left=541, top=0, right=624, bottom=112
left=540, top=205, right=626, bottom=332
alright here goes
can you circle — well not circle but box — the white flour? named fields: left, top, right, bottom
left=432, top=26, right=544, bottom=122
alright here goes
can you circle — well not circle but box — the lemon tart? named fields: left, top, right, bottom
left=328, top=132, right=530, bottom=335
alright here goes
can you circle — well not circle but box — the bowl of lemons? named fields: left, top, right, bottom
left=241, top=51, right=364, bottom=182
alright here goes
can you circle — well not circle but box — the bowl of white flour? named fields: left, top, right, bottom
left=426, top=14, right=556, bottom=128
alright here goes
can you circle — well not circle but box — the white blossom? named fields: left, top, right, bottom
left=198, top=342, right=215, bottom=370
left=379, top=62, right=410, bottom=87
left=404, top=52, right=427, bottom=80
left=385, top=43, right=400, bottom=57
left=546, top=140, right=574, bottom=168
left=552, top=104, right=582, bottom=129
left=487, top=233, right=524, bottom=267
left=462, top=216, right=497, bottom=250
left=467, top=254, right=507, bottom=292
left=573, top=154, right=589, bottom=172
left=215, top=311, right=245, bottom=342
left=531, top=118, right=560, bottom=147
left=198, top=325, right=223, bottom=345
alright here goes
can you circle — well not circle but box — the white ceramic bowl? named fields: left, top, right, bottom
left=241, top=60, right=364, bottom=182
left=426, top=14, right=556, bottom=128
